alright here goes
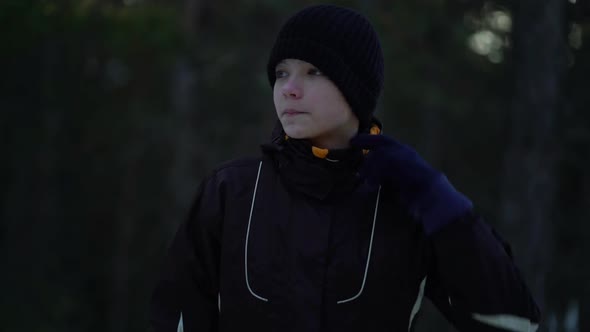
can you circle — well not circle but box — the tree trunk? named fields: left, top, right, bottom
left=500, top=0, right=566, bottom=331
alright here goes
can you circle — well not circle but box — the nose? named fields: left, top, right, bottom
left=281, top=77, right=302, bottom=99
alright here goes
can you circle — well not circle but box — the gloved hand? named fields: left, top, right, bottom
left=350, top=133, right=473, bottom=235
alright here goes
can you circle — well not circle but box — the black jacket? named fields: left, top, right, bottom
left=150, top=126, right=540, bottom=332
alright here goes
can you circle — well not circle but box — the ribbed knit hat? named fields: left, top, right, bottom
left=267, top=4, right=384, bottom=130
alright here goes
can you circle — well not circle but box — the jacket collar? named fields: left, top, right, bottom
left=261, top=118, right=382, bottom=201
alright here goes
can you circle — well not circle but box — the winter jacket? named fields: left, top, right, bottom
left=149, top=124, right=540, bottom=332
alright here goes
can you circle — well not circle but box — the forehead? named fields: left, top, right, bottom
left=276, top=59, right=316, bottom=67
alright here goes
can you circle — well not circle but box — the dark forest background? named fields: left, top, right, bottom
left=1, top=0, right=589, bottom=331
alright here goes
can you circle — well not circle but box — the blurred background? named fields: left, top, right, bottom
left=1, top=0, right=588, bottom=331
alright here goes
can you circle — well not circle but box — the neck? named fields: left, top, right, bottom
left=309, top=138, right=351, bottom=150
left=310, top=128, right=359, bottom=150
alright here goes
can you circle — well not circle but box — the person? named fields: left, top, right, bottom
left=149, top=4, right=541, bottom=332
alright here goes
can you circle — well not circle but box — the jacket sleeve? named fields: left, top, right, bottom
left=149, top=175, right=224, bottom=332
left=423, top=212, right=541, bottom=332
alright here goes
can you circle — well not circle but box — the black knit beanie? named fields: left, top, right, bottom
left=267, top=4, right=384, bottom=130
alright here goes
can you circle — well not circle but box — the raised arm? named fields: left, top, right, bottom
left=424, top=212, right=540, bottom=331
left=350, top=133, right=540, bottom=331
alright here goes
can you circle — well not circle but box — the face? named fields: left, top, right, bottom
left=273, top=59, right=359, bottom=149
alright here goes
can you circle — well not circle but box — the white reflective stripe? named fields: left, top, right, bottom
left=472, top=313, right=539, bottom=332
left=244, top=161, right=268, bottom=302
left=218, top=292, right=221, bottom=312
left=337, top=186, right=382, bottom=304
left=408, top=277, right=427, bottom=331
left=177, top=313, right=183, bottom=332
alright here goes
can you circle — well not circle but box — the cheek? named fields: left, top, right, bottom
left=315, top=83, right=350, bottom=115
left=316, top=95, right=348, bottom=121
left=273, top=85, right=280, bottom=109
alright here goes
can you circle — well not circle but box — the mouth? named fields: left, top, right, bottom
left=282, top=109, right=307, bottom=116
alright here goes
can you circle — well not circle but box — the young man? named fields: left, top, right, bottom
left=150, top=4, right=541, bottom=332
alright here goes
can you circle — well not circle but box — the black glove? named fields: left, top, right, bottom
left=351, top=133, right=473, bottom=235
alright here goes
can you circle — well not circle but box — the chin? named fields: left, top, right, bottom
left=282, top=125, right=311, bottom=139
left=285, top=131, right=309, bottom=140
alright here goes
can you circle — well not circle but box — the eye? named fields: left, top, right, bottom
left=308, top=68, right=323, bottom=76
left=275, top=69, right=288, bottom=79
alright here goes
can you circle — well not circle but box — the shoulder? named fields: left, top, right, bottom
left=213, top=156, right=263, bottom=174
left=209, top=156, right=264, bottom=179
left=202, top=155, right=274, bottom=191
